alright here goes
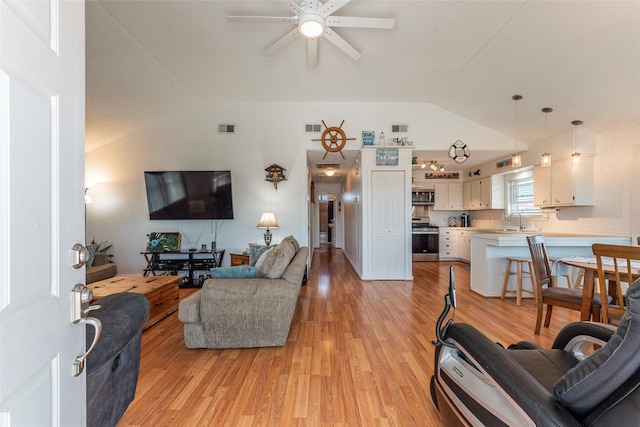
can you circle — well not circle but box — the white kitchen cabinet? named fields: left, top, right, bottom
left=457, top=229, right=475, bottom=262
left=533, top=165, right=552, bottom=207
left=434, top=183, right=463, bottom=210
left=534, top=157, right=594, bottom=207
left=463, top=177, right=504, bottom=210
left=463, top=181, right=472, bottom=210
left=439, top=228, right=457, bottom=259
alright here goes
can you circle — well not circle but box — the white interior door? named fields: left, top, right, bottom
left=371, top=171, right=405, bottom=279
left=1, top=1, right=86, bottom=425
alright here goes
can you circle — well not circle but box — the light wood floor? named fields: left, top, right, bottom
left=117, top=246, right=579, bottom=426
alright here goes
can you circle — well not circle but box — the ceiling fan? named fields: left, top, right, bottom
left=227, top=0, right=396, bottom=67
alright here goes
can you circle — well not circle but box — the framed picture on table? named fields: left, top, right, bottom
left=146, top=232, right=181, bottom=252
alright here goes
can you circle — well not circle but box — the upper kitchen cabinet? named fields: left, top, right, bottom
left=534, top=157, right=594, bottom=207
left=434, top=183, right=463, bottom=210
left=463, top=176, right=504, bottom=210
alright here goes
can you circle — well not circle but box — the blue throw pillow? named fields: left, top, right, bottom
left=209, top=266, right=256, bottom=279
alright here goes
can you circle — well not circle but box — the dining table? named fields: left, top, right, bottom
left=554, top=256, right=640, bottom=321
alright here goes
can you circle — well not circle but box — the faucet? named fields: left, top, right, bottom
left=508, top=213, right=525, bottom=231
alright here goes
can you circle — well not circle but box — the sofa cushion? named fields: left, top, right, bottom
left=554, top=278, right=640, bottom=417
left=256, top=240, right=296, bottom=279
left=249, top=243, right=270, bottom=266
left=210, top=265, right=256, bottom=279
left=86, top=263, right=118, bottom=284
left=280, top=235, right=300, bottom=253
left=93, top=252, right=108, bottom=266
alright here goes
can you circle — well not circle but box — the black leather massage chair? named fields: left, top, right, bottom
left=431, top=267, right=640, bottom=426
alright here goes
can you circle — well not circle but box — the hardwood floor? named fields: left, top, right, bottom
left=117, top=246, right=579, bottom=426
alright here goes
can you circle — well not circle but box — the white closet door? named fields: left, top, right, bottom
left=371, top=171, right=405, bottom=279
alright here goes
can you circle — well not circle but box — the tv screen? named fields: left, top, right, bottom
left=144, top=171, right=234, bottom=220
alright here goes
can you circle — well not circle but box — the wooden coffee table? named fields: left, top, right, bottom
left=88, top=275, right=180, bottom=330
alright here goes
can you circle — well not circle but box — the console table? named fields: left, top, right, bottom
left=142, top=250, right=225, bottom=287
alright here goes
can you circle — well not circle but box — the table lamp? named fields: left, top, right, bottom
left=257, top=212, right=279, bottom=245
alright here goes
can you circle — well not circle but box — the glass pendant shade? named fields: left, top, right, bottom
left=571, top=120, right=583, bottom=165
left=541, top=153, right=551, bottom=167
left=511, top=95, right=523, bottom=168
left=512, top=153, right=522, bottom=167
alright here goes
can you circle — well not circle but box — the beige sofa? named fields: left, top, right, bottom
left=86, top=252, right=117, bottom=284
left=178, top=240, right=308, bottom=349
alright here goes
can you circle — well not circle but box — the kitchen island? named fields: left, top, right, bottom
left=470, top=232, right=632, bottom=297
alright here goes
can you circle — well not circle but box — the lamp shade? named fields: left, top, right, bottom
left=257, top=212, right=279, bottom=229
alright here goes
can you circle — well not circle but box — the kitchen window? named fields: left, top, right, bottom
left=507, top=177, right=540, bottom=216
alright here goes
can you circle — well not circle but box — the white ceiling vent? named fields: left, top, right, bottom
left=391, top=124, right=408, bottom=133
left=305, top=123, right=322, bottom=133
left=218, top=124, right=235, bottom=133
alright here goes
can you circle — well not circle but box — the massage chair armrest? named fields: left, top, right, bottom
left=551, top=321, right=616, bottom=350
left=444, top=324, right=581, bottom=426
left=513, top=322, right=615, bottom=353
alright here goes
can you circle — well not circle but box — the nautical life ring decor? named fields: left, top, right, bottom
left=448, top=140, right=470, bottom=164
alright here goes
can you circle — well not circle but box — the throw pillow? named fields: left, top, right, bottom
left=249, top=243, right=271, bottom=266
left=255, top=240, right=296, bottom=279
left=209, top=266, right=257, bottom=279
left=254, top=246, right=273, bottom=272
left=280, top=235, right=300, bottom=253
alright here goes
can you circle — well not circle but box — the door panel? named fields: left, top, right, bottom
left=1, top=0, right=86, bottom=424
left=371, top=171, right=405, bottom=279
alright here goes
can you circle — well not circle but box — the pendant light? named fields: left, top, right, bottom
left=541, top=107, right=553, bottom=167
left=571, top=120, right=583, bottom=165
left=511, top=95, right=522, bottom=168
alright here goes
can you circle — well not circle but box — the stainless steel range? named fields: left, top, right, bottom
left=412, top=221, right=439, bottom=262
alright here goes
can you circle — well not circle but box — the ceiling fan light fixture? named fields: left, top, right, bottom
left=324, top=169, right=335, bottom=176
left=299, top=13, right=324, bottom=38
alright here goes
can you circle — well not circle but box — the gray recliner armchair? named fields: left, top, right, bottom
left=86, top=292, right=149, bottom=427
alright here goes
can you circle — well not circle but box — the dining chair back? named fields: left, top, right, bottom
left=527, top=235, right=602, bottom=335
left=592, top=243, right=640, bottom=325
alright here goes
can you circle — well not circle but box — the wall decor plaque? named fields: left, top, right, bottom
left=376, top=148, right=399, bottom=165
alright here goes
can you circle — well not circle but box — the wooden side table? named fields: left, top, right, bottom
left=230, top=253, right=250, bottom=266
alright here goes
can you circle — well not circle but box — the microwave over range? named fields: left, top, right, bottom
left=412, top=190, right=434, bottom=205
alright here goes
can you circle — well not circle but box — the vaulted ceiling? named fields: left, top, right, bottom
left=86, top=0, right=640, bottom=176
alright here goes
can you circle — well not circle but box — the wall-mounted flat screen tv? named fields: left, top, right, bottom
left=144, top=171, right=234, bottom=220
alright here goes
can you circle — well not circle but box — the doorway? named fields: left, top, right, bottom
left=319, top=193, right=335, bottom=246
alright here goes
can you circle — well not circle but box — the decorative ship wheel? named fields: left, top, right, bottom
left=313, top=120, right=355, bottom=159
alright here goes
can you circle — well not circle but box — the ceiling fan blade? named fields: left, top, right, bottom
left=262, top=27, right=300, bottom=57
left=307, top=38, right=318, bottom=67
left=288, top=0, right=302, bottom=15
left=323, top=27, right=361, bottom=60
left=326, top=16, right=395, bottom=29
left=319, top=0, right=351, bottom=17
left=227, top=16, right=297, bottom=24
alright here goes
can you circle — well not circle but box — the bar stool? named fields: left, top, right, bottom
left=501, top=257, right=534, bottom=306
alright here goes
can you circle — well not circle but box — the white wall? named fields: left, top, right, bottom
left=83, top=101, right=535, bottom=275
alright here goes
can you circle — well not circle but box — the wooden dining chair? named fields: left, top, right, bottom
left=592, top=243, right=640, bottom=325
left=527, top=235, right=602, bottom=335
